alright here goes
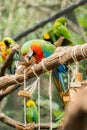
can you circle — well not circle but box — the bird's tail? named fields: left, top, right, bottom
left=52, top=65, right=67, bottom=96
left=11, top=51, right=19, bottom=74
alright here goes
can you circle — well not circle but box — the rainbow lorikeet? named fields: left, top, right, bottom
left=21, top=39, right=67, bottom=95
left=43, top=17, right=73, bottom=46
left=0, top=37, right=19, bottom=74
left=26, top=100, right=38, bottom=123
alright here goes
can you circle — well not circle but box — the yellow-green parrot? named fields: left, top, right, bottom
left=43, top=17, right=73, bottom=46
left=26, top=100, right=38, bottom=123
left=0, top=37, right=19, bottom=74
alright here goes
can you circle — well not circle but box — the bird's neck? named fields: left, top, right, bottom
left=31, top=43, right=44, bottom=63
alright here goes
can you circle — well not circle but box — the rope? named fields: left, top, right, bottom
left=41, top=59, right=53, bottom=130
left=49, top=71, right=52, bottom=130
left=32, top=65, right=40, bottom=130
left=32, top=60, right=53, bottom=129
left=41, top=59, right=48, bottom=71
left=71, top=46, right=80, bottom=82
left=71, top=45, right=80, bottom=63
left=32, top=65, right=39, bottom=79
left=81, top=44, right=87, bottom=60
left=37, top=78, right=40, bottom=130
left=25, top=80, right=38, bottom=95
left=24, top=69, right=27, bottom=126
left=14, top=75, right=23, bottom=85
left=80, top=44, right=87, bottom=80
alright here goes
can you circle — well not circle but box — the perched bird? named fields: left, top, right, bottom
left=43, top=17, right=73, bottom=46
left=26, top=100, right=38, bottom=123
left=21, top=39, right=67, bottom=95
left=0, top=37, right=19, bottom=74
left=0, top=41, right=7, bottom=63
left=43, top=17, right=73, bottom=95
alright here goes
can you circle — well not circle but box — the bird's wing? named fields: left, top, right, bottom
left=41, top=43, right=56, bottom=58
left=53, top=24, right=72, bottom=43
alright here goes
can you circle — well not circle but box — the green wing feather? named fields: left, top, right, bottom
left=26, top=106, right=38, bottom=123
left=53, top=23, right=72, bottom=43
left=41, top=41, right=56, bottom=57
left=52, top=22, right=73, bottom=46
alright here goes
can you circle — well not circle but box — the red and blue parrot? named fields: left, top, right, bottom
left=21, top=39, right=67, bottom=97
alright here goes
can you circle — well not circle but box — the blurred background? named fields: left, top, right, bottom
left=0, top=0, right=87, bottom=129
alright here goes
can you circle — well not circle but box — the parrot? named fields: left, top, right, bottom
left=0, top=41, right=6, bottom=64
left=43, top=17, right=73, bottom=46
left=0, top=37, right=19, bottom=74
left=26, top=100, right=38, bottom=123
left=43, top=17, right=73, bottom=96
left=21, top=39, right=67, bottom=96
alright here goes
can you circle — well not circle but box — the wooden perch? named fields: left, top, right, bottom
left=62, top=87, right=87, bottom=130
left=0, top=85, right=18, bottom=100
left=0, top=112, right=22, bottom=128
left=0, top=112, right=60, bottom=130
left=0, top=44, right=87, bottom=97
left=0, top=44, right=19, bottom=76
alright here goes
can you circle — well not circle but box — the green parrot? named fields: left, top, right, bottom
left=26, top=100, right=38, bottom=123
left=43, top=17, right=73, bottom=46
left=0, top=37, right=19, bottom=74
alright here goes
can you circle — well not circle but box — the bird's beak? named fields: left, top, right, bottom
left=65, top=22, right=67, bottom=26
left=0, top=41, right=4, bottom=45
left=25, top=50, right=34, bottom=63
left=0, top=41, right=7, bottom=60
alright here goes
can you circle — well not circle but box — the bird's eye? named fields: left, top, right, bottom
left=4, top=40, right=10, bottom=47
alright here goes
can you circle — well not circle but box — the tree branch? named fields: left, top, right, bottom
left=13, top=0, right=87, bottom=41
left=0, top=44, right=87, bottom=97
left=0, top=112, right=21, bottom=128
left=0, top=85, right=18, bottom=100
left=0, top=112, right=60, bottom=129
left=62, top=87, right=87, bottom=130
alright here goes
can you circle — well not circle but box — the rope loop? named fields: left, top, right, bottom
left=14, top=75, right=23, bottom=85
left=71, top=45, right=80, bottom=63
left=31, top=65, right=40, bottom=130
left=49, top=70, right=52, bottom=130
left=24, top=69, right=27, bottom=126
left=80, top=44, right=87, bottom=60
left=32, top=65, right=40, bottom=79
left=41, top=59, right=48, bottom=71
